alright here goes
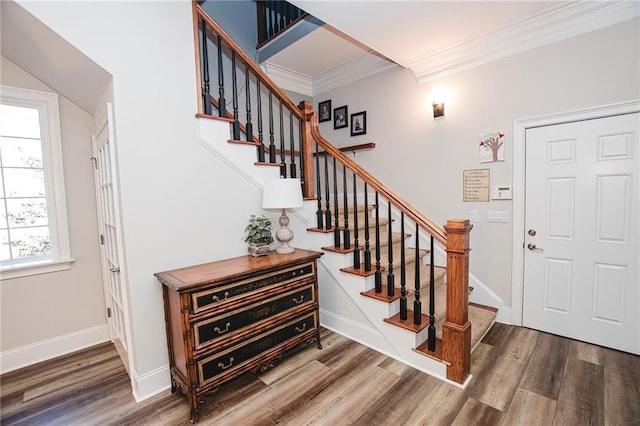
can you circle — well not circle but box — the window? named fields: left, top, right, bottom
left=1, top=86, right=72, bottom=279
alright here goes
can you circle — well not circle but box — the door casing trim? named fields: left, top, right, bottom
left=511, top=99, right=640, bottom=326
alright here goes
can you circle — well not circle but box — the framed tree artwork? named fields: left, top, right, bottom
left=334, top=105, right=348, bottom=129
left=318, top=100, right=331, bottom=122
left=350, top=111, right=366, bottom=136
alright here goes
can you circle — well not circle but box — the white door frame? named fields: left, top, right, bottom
left=511, top=99, right=640, bottom=326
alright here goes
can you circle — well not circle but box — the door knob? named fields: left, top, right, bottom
left=527, top=243, right=544, bottom=252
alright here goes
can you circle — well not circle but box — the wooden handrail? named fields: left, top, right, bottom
left=194, top=3, right=304, bottom=122
left=314, top=142, right=376, bottom=156
left=307, top=107, right=447, bottom=246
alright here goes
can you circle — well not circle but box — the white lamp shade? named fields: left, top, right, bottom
left=262, top=178, right=303, bottom=209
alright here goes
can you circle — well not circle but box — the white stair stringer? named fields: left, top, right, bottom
left=198, top=118, right=281, bottom=186
left=310, top=235, right=460, bottom=387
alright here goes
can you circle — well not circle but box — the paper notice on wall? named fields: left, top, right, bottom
left=463, top=169, right=490, bottom=202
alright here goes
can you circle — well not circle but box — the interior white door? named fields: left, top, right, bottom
left=92, top=103, right=131, bottom=371
left=523, top=112, right=639, bottom=355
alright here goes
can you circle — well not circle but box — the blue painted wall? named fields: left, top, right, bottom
left=201, top=0, right=259, bottom=60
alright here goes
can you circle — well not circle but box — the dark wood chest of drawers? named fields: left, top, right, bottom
left=155, top=249, right=323, bottom=422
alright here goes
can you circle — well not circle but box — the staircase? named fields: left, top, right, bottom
left=309, top=201, right=497, bottom=358
left=193, top=3, right=497, bottom=386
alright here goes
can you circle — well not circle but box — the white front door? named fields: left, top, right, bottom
left=523, top=112, right=639, bottom=355
left=92, top=103, right=131, bottom=371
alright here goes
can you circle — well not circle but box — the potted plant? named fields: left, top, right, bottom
left=243, top=214, right=274, bottom=257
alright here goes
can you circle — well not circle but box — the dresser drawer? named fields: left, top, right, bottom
left=197, top=312, right=317, bottom=388
left=191, top=262, right=315, bottom=314
left=193, top=283, right=315, bottom=351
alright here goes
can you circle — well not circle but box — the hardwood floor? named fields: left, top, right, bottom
left=1, top=324, right=639, bottom=425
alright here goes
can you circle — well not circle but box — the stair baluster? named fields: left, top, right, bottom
left=428, top=234, right=436, bottom=351
left=314, top=143, right=323, bottom=229
left=268, top=2, right=276, bottom=37
left=333, top=158, right=340, bottom=248
left=268, top=91, right=276, bottom=163
left=414, top=223, right=422, bottom=325
left=324, top=154, right=331, bottom=229
left=256, top=78, right=265, bottom=162
left=278, top=2, right=285, bottom=31
left=279, top=99, right=286, bottom=177
left=231, top=52, right=240, bottom=140
left=298, top=120, right=304, bottom=194
left=342, top=165, right=350, bottom=250
left=289, top=111, right=296, bottom=178
left=216, top=35, right=226, bottom=117
left=199, top=18, right=212, bottom=115
left=353, top=173, right=360, bottom=268
left=245, top=65, right=253, bottom=142
left=387, top=202, right=394, bottom=297
left=363, top=184, right=371, bottom=271
left=374, top=192, right=382, bottom=293
left=400, top=212, right=407, bottom=320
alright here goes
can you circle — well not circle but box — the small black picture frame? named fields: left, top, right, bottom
left=333, top=105, right=348, bottom=129
left=350, top=111, right=366, bottom=136
left=318, top=100, right=331, bottom=123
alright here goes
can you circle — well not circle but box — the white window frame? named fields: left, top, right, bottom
left=1, top=85, right=73, bottom=279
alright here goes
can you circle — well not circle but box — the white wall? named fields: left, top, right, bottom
left=313, top=18, right=640, bottom=308
left=16, top=0, right=271, bottom=398
left=0, top=57, right=106, bottom=361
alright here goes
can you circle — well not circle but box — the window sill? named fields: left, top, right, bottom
left=0, top=258, right=76, bottom=280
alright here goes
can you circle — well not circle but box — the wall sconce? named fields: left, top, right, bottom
left=433, top=102, right=445, bottom=118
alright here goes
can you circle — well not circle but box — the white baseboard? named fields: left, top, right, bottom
left=495, top=306, right=512, bottom=325
left=131, top=363, right=171, bottom=402
left=0, top=324, right=109, bottom=374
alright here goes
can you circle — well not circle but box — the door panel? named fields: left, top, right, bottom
left=523, top=113, right=639, bottom=355
left=92, top=103, right=130, bottom=371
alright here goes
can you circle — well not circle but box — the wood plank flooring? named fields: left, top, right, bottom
left=1, top=323, right=639, bottom=425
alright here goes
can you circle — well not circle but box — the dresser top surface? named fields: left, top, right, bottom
left=155, top=249, right=323, bottom=291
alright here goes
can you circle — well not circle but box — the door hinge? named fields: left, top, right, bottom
left=107, top=307, right=112, bottom=318
left=100, top=234, right=105, bottom=245
left=90, top=157, right=98, bottom=169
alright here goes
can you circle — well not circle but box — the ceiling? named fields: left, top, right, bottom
left=1, top=1, right=112, bottom=115
left=266, top=1, right=639, bottom=95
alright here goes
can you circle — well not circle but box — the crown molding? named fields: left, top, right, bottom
left=263, top=53, right=398, bottom=97
left=408, top=1, right=640, bottom=83
left=313, top=53, right=398, bottom=96
left=262, top=61, right=314, bottom=96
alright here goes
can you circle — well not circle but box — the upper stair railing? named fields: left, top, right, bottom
left=192, top=2, right=472, bottom=384
left=256, top=0, right=308, bottom=47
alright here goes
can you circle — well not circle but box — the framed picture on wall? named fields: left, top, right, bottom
left=318, top=100, right=331, bottom=122
left=350, top=111, right=366, bottom=136
left=334, top=105, right=348, bottom=129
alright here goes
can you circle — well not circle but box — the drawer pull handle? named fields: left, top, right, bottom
left=292, top=295, right=305, bottom=304
left=211, top=292, right=230, bottom=302
left=218, top=357, right=234, bottom=370
left=214, top=322, right=231, bottom=334
left=295, top=323, right=307, bottom=333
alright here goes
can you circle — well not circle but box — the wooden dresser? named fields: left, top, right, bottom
left=155, top=249, right=323, bottom=422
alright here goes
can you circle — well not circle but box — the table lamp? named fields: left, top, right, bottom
left=262, top=177, right=303, bottom=254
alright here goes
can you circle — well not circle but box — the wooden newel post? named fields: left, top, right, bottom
left=442, top=219, right=472, bottom=384
left=299, top=100, right=315, bottom=199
